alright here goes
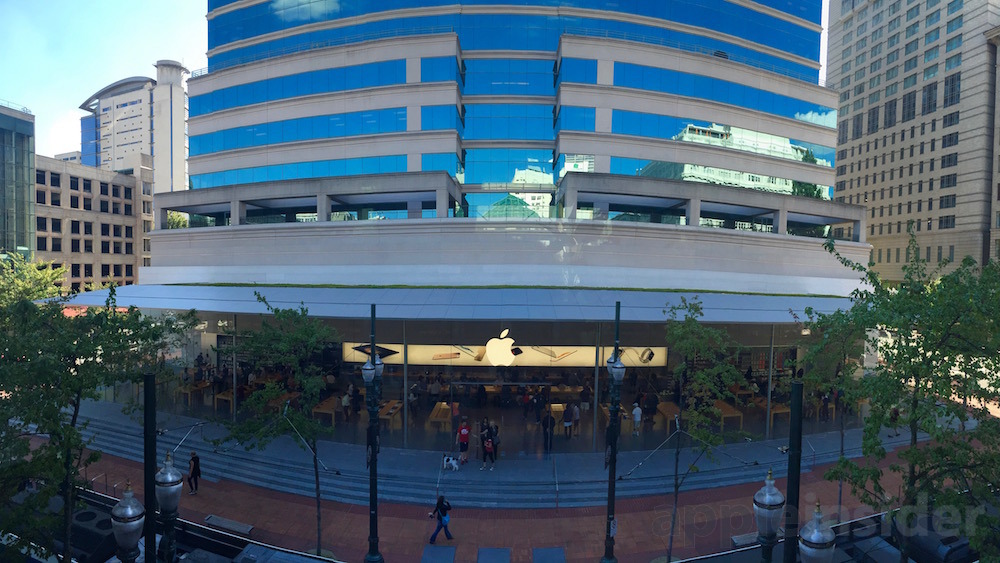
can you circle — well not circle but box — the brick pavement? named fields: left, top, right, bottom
left=82, top=448, right=904, bottom=563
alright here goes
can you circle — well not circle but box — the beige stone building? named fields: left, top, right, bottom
left=827, top=0, right=999, bottom=280
left=33, top=154, right=153, bottom=292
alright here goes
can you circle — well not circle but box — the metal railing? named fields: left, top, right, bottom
left=0, top=99, right=32, bottom=114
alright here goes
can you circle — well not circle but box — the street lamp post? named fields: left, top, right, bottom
left=154, top=452, right=184, bottom=563
left=754, top=469, right=786, bottom=563
left=110, top=481, right=145, bottom=563
left=601, top=301, right=626, bottom=563
left=799, top=502, right=837, bottom=563
left=361, top=303, right=385, bottom=563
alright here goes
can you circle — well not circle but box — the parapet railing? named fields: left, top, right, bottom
left=0, top=99, right=32, bottom=114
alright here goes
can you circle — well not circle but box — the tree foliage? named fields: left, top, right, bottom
left=824, top=235, right=1000, bottom=559
left=215, top=292, right=340, bottom=556
left=661, top=296, right=742, bottom=561
left=167, top=210, right=189, bottom=230
left=0, top=253, right=65, bottom=306
left=1, top=274, right=195, bottom=559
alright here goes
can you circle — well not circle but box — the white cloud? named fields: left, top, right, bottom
left=794, top=110, right=837, bottom=128
left=272, top=0, right=340, bottom=22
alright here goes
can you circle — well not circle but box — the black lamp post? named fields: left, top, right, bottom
left=754, top=468, right=786, bottom=563
left=601, top=301, right=626, bottom=563
left=154, top=452, right=183, bottom=563
left=361, top=303, right=385, bottom=563
left=111, top=481, right=145, bottom=563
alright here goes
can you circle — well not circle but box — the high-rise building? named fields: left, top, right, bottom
left=827, top=0, right=997, bottom=279
left=33, top=154, right=153, bottom=291
left=0, top=101, right=35, bottom=257
left=79, top=60, right=189, bottom=194
left=146, top=0, right=866, bottom=294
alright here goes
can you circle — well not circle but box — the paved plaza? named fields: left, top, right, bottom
left=75, top=400, right=909, bottom=562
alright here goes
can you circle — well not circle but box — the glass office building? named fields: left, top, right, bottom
left=190, top=0, right=836, bottom=217
left=138, top=1, right=868, bottom=453
left=0, top=103, right=35, bottom=257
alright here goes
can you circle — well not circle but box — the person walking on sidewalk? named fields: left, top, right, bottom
left=428, top=495, right=454, bottom=544
left=456, top=417, right=471, bottom=464
left=631, top=402, right=642, bottom=437
left=187, top=451, right=201, bottom=495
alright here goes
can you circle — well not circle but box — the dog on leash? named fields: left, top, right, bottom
left=442, top=454, right=460, bottom=471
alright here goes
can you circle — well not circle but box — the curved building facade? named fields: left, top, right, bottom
left=187, top=1, right=835, bottom=205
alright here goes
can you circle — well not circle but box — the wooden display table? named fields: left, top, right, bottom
left=311, top=395, right=341, bottom=426
left=429, top=401, right=451, bottom=430
left=657, top=401, right=681, bottom=432
left=214, top=389, right=234, bottom=414
left=714, top=400, right=744, bottom=433
left=267, top=391, right=301, bottom=413
left=178, top=381, right=211, bottom=407
left=379, top=400, right=402, bottom=428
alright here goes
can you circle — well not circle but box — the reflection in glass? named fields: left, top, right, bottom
left=190, top=108, right=407, bottom=156
left=613, top=63, right=836, bottom=128
left=191, top=155, right=407, bottom=189
left=611, top=111, right=835, bottom=167
left=207, top=13, right=818, bottom=82
left=610, top=157, right=832, bottom=199
left=464, top=104, right=555, bottom=141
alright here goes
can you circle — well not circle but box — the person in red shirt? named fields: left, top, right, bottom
left=455, top=417, right=471, bottom=464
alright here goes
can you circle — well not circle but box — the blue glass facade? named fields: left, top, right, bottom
left=80, top=114, right=100, bottom=167
left=192, top=1, right=832, bottom=193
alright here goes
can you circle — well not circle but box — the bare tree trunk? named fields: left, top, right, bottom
left=62, top=394, right=82, bottom=561
left=313, top=440, right=322, bottom=556
left=666, top=431, right=681, bottom=561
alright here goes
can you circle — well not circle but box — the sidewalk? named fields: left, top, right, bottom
left=82, top=440, right=904, bottom=563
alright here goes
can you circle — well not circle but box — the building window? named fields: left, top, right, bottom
left=112, top=203, right=120, bottom=215
left=101, top=223, right=110, bottom=236
left=125, top=226, right=133, bottom=238
left=70, top=195, right=79, bottom=209
left=50, top=192, right=60, bottom=207
left=101, top=265, right=110, bottom=277
left=101, top=241, right=110, bottom=254
left=71, top=239, right=80, bottom=252
left=947, top=15, right=962, bottom=33
left=83, top=179, right=91, bottom=192
left=35, top=190, right=45, bottom=204
left=83, top=198, right=92, bottom=211
left=943, top=72, right=961, bottom=106
left=36, top=170, right=46, bottom=184
left=51, top=238, right=61, bottom=252
left=852, top=114, right=864, bottom=139
left=938, top=215, right=955, bottom=229
left=125, top=265, right=133, bottom=277
left=36, top=237, right=46, bottom=251
left=868, top=107, right=881, bottom=133
left=941, top=153, right=958, bottom=167
left=922, top=82, right=937, bottom=114
left=36, top=217, right=46, bottom=231
left=100, top=182, right=109, bottom=196
left=50, top=173, right=61, bottom=188
left=939, top=194, right=956, bottom=208
left=124, top=186, right=132, bottom=199
left=125, top=242, right=134, bottom=255
left=100, top=200, right=109, bottom=213
left=71, top=264, right=80, bottom=277
left=84, top=222, right=93, bottom=235
left=902, top=91, right=917, bottom=121
left=943, top=110, right=959, bottom=126
left=51, top=218, right=61, bottom=233
left=71, top=220, right=80, bottom=234
left=84, top=264, right=93, bottom=277
left=84, top=240, right=93, bottom=253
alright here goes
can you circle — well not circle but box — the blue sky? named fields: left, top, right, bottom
left=0, top=0, right=207, bottom=157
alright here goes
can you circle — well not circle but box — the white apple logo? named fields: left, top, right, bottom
left=485, top=328, right=516, bottom=367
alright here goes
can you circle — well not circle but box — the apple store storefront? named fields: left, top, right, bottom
left=69, top=286, right=849, bottom=455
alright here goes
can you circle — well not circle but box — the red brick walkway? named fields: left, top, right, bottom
left=83, top=450, right=903, bottom=563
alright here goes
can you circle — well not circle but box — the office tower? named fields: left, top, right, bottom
left=827, top=0, right=996, bottom=279
left=0, top=102, right=35, bottom=256
left=148, top=0, right=867, bottom=293
left=79, top=60, right=189, bottom=194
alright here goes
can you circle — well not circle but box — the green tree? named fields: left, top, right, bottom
left=797, top=306, right=866, bottom=521
left=661, top=296, right=743, bottom=561
left=825, top=235, right=1000, bottom=559
left=215, top=293, right=340, bottom=556
left=0, top=253, right=65, bottom=306
left=0, top=288, right=195, bottom=559
left=167, top=210, right=189, bottom=230
left=791, top=149, right=823, bottom=199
